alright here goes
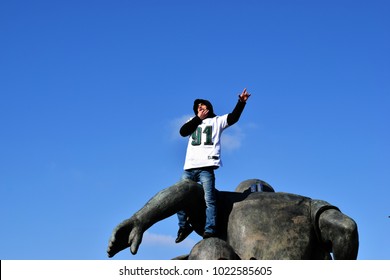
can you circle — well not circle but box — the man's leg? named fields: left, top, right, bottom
left=199, top=169, right=217, bottom=237
left=175, top=171, right=195, bottom=243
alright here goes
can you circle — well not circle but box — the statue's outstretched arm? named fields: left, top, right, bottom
left=107, top=179, right=204, bottom=257
left=318, top=209, right=359, bottom=259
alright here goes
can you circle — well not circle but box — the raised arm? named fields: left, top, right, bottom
left=227, top=88, right=251, bottom=126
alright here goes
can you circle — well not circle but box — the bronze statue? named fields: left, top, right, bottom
left=107, top=179, right=359, bottom=259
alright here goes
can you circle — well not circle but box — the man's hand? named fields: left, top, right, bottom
left=238, top=88, right=251, bottom=102
left=197, top=108, right=209, bottom=120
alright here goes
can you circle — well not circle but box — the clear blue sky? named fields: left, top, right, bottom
left=1, top=0, right=389, bottom=260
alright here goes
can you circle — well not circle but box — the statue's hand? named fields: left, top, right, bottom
left=107, top=217, right=144, bottom=258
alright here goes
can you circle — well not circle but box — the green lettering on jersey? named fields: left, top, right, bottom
left=203, top=125, right=213, bottom=145
left=191, top=126, right=213, bottom=146
left=191, top=127, right=202, bottom=146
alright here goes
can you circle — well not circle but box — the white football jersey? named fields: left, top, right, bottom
left=183, top=114, right=229, bottom=170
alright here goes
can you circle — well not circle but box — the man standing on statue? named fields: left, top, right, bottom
left=175, top=88, right=251, bottom=243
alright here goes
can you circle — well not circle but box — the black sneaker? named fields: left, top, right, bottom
left=175, top=226, right=193, bottom=243
left=203, top=231, right=217, bottom=239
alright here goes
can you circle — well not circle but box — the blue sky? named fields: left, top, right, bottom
left=0, top=0, right=389, bottom=260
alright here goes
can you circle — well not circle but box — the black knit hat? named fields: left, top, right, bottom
left=193, top=99, right=216, bottom=118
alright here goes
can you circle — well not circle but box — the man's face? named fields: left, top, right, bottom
left=197, top=103, right=208, bottom=114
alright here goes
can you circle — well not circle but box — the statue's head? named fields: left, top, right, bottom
left=234, top=179, right=275, bottom=194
